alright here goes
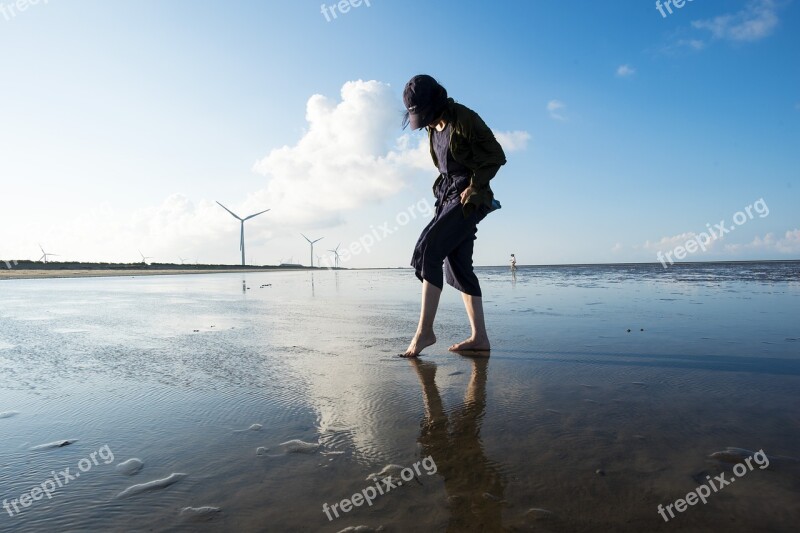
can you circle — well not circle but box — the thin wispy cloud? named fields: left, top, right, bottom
left=692, top=0, right=779, bottom=42
left=643, top=232, right=720, bottom=253
left=677, top=38, right=706, bottom=50
left=616, top=64, right=635, bottom=78
left=547, top=100, right=567, bottom=121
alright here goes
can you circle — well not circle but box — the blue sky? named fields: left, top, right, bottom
left=1, top=0, right=798, bottom=267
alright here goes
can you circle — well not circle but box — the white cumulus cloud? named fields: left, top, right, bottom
left=724, top=229, right=800, bottom=254
left=494, top=130, right=531, bottom=152
left=1, top=80, right=530, bottom=266
left=251, top=80, right=418, bottom=228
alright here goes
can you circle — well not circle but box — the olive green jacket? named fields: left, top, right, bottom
left=428, top=99, right=506, bottom=216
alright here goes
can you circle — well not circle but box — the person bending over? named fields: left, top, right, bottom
left=401, top=74, right=506, bottom=358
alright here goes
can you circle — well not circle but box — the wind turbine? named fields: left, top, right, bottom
left=301, top=234, right=323, bottom=267
left=38, top=244, right=58, bottom=263
left=328, top=243, right=341, bottom=268
left=138, top=249, right=153, bottom=265
left=216, top=201, right=270, bottom=266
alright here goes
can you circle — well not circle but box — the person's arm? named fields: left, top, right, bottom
left=465, top=111, right=506, bottom=189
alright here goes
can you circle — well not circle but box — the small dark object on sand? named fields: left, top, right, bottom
left=626, top=329, right=631, bottom=333
left=595, top=469, right=605, bottom=476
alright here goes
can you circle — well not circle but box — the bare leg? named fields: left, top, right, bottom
left=449, top=293, right=491, bottom=353
left=403, top=281, right=441, bottom=357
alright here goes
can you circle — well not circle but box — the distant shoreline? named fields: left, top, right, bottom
left=0, top=265, right=338, bottom=281
left=1, top=259, right=796, bottom=281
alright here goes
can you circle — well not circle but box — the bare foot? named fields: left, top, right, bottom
left=402, top=330, right=437, bottom=358
left=448, top=337, right=490, bottom=354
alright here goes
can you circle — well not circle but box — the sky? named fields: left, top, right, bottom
left=1, top=0, right=798, bottom=268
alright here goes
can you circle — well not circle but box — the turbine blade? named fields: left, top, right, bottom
left=301, top=233, right=312, bottom=244
left=243, top=208, right=270, bottom=221
left=216, top=201, right=242, bottom=220
left=313, top=238, right=323, bottom=244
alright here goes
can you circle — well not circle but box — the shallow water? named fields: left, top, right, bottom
left=1, top=263, right=799, bottom=532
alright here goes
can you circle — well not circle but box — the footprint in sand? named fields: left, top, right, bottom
left=234, top=424, right=263, bottom=433
left=366, top=464, right=405, bottom=482
left=525, top=508, right=554, bottom=522
left=116, top=473, right=187, bottom=498
left=0, top=411, right=20, bottom=419
left=258, top=439, right=320, bottom=457
left=116, top=458, right=144, bottom=476
left=180, top=506, right=221, bottom=521
left=30, top=440, right=76, bottom=450
left=279, top=439, right=320, bottom=454
left=336, top=526, right=384, bottom=533
left=709, top=447, right=798, bottom=467
left=366, top=464, right=422, bottom=486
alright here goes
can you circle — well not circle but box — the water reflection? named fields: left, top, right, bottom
left=411, top=358, right=506, bottom=532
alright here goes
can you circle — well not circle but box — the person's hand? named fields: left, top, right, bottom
left=460, top=186, right=475, bottom=203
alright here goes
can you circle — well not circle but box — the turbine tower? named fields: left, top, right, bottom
left=301, top=234, right=323, bottom=267
left=216, top=201, right=270, bottom=266
left=38, top=244, right=58, bottom=263
left=328, top=243, right=341, bottom=268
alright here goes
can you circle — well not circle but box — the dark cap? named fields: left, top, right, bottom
left=403, top=74, right=447, bottom=130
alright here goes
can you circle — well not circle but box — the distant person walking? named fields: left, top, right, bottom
left=402, top=75, right=506, bottom=357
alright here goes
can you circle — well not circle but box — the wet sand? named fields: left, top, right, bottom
left=1, top=264, right=799, bottom=532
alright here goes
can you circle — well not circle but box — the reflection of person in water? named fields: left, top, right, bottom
left=410, top=358, right=506, bottom=531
